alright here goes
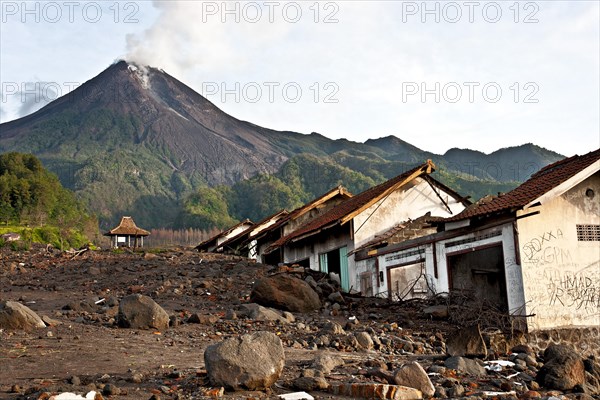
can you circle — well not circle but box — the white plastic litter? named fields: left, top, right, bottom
left=481, top=391, right=517, bottom=397
left=278, top=392, right=315, bottom=400
left=487, top=360, right=515, bottom=367
left=49, top=391, right=97, bottom=400
left=485, top=360, right=515, bottom=371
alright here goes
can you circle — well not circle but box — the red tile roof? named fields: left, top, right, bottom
left=445, top=148, right=600, bottom=222
left=266, top=161, right=436, bottom=252
left=104, top=216, right=150, bottom=236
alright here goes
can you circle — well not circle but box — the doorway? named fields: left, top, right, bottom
left=320, top=246, right=349, bottom=291
left=446, top=244, right=508, bottom=311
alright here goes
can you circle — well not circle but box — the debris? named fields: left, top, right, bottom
left=278, top=392, right=314, bottom=400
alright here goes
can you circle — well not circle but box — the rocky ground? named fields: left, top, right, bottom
left=1, top=245, right=598, bottom=400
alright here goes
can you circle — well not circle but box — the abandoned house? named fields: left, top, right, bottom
left=198, top=186, right=352, bottom=264
left=104, top=216, right=150, bottom=248
left=195, top=219, right=254, bottom=253
left=264, top=160, right=470, bottom=292
left=354, top=148, right=600, bottom=330
left=204, top=210, right=289, bottom=258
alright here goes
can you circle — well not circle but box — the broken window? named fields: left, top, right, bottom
left=387, top=262, right=428, bottom=301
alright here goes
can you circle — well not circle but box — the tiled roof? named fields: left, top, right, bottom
left=104, top=216, right=150, bottom=236
left=266, top=161, right=436, bottom=251
left=195, top=219, right=253, bottom=250
left=445, top=148, right=600, bottom=222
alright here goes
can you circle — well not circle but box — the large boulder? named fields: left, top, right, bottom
left=250, top=274, right=321, bottom=312
left=117, top=294, right=169, bottom=330
left=536, top=345, right=585, bottom=390
left=204, top=331, right=285, bottom=391
left=0, top=301, right=46, bottom=330
left=394, top=362, right=435, bottom=398
left=445, top=325, right=487, bottom=358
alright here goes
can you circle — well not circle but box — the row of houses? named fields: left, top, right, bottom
left=196, top=150, right=600, bottom=331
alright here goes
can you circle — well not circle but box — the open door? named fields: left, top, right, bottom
left=320, top=246, right=350, bottom=291
left=447, top=244, right=508, bottom=311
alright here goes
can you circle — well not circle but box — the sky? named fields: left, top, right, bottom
left=1, top=1, right=599, bottom=157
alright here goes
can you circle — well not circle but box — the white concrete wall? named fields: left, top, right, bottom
left=283, top=230, right=354, bottom=273
left=373, top=223, right=526, bottom=312
left=217, top=223, right=253, bottom=246
left=352, top=178, right=465, bottom=248
left=517, top=173, right=600, bottom=329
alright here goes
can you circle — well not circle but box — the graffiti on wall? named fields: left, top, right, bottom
left=522, top=227, right=599, bottom=315
left=522, top=229, right=564, bottom=263
left=546, top=263, right=600, bottom=312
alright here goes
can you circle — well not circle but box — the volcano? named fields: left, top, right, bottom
left=0, top=61, right=564, bottom=228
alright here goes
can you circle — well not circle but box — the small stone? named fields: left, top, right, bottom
left=434, top=386, right=447, bottom=398
left=102, top=383, right=120, bottom=396
left=323, top=321, right=345, bottom=335
left=293, top=376, right=329, bottom=391
left=447, top=384, right=465, bottom=397
left=69, top=376, right=81, bottom=386
left=521, top=390, right=542, bottom=398
left=10, top=384, right=22, bottom=393
left=355, top=331, right=374, bottom=350
left=393, top=361, right=435, bottom=398
left=328, top=291, right=345, bottom=304
left=423, top=305, right=448, bottom=319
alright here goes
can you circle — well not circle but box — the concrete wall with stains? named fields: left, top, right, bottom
left=517, top=172, right=600, bottom=329
left=352, top=178, right=465, bottom=248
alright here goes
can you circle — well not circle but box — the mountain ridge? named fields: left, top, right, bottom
left=0, top=60, right=565, bottom=228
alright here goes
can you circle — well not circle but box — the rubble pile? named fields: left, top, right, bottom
left=1, top=246, right=599, bottom=400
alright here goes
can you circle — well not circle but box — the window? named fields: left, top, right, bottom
left=576, top=224, right=600, bottom=241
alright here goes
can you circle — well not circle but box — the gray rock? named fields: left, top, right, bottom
left=103, top=384, right=120, bottom=396
left=445, top=325, right=487, bottom=358
left=0, top=301, right=46, bottom=330
left=41, top=315, right=62, bottom=327
left=239, top=303, right=289, bottom=324
left=423, top=305, right=448, bottom=319
left=393, top=362, right=435, bottom=398
left=447, top=383, right=464, bottom=398
left=312, top=354, right=344, bottom=374
left=444, top=356, right=486, bottom=376
left=293, top=376, right=329, bottom=391
left=328, top=291, right=345, bottom=304
left=204, top=331, right=284, bottom=391
left=536, top=345, right=585, bottom=391
left=117, top=294, right=169, bottom=330
left=187, top=313, right=219, bottom=324
left=250, top=274, right=321, bottom=312
left=355, top=331, right=374, bottom=350
left=323, top=320, right=345, bottom=335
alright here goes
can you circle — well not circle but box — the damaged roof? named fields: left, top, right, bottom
left=266, top=160, right=437, bottom=252
left=349, top=213, right=441, bottom=255
left=195, top=219, right=254, bottom=251
left=445, top=148, right=600, bottom=222
left=215, top=210, right=289, bottom=253
left=104, top=216, right=150, bottom=236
